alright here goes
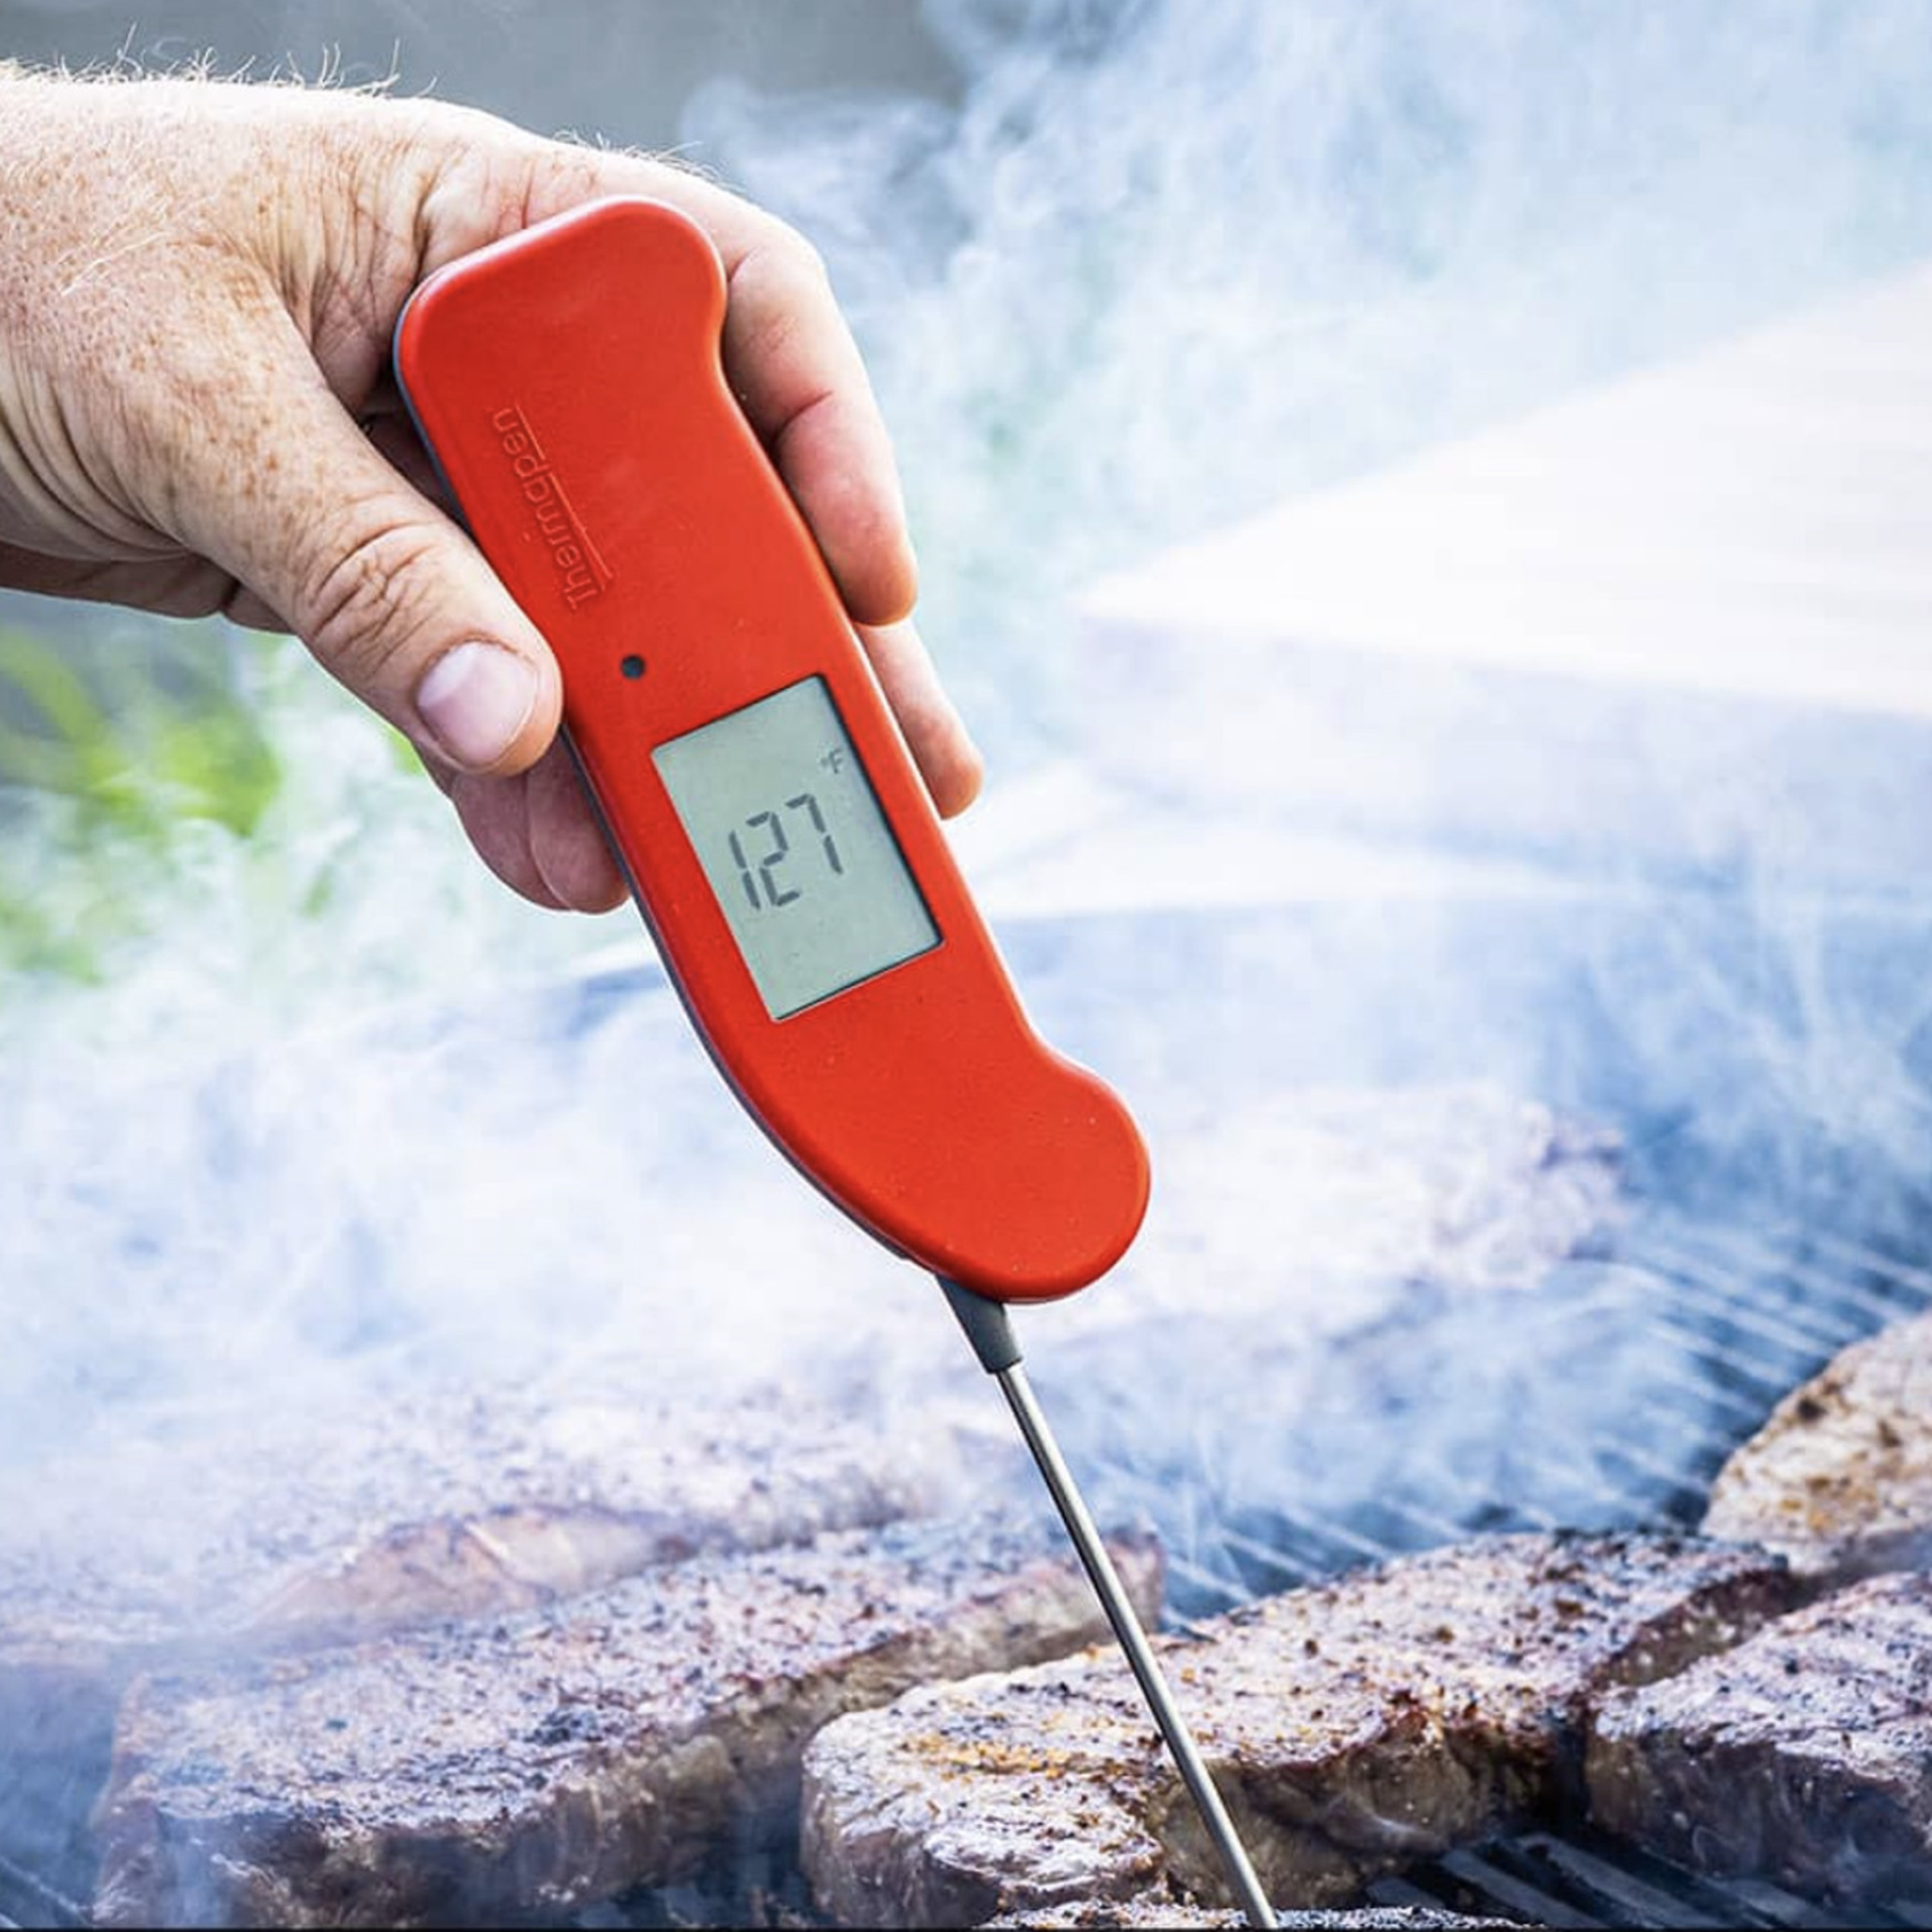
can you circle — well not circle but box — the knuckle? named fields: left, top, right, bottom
left=298, top=509, right=447, bottom=691
left=736, top=217, right=832, bottom=305
left=766, top=223, right=832, bottom=293
left=727, top=228, right=846, bottom=413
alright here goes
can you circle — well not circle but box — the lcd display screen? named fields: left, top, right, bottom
left=652, top=676, right=941, bottom=1019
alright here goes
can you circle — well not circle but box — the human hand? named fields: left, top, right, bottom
left=0, top=70, right=981, bottom=910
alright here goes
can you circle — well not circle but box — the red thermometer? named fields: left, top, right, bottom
left=394, top=197, right=1141, bottom=1305
left=394, top=197, right=1269, bottom=1923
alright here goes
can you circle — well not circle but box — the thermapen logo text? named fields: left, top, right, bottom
left=489, top=405, right=612, bottom=610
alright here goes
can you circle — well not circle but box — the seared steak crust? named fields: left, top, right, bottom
left=1703, top=1309, right=1932, bottom=1581
left=0, top=1382, right=942, bottom=1666
left=0, top=1380, right=944, bottom=1893
left=801, top=1532, right=1794, bottom=1927
left=1587, top=1571, right=1932, bottom=1901
left=91, top=1516, right=1162, bottom=1929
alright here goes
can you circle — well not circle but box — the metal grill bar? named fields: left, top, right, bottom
left=1636, top=1314, right=1801, bottom=1416
left=1425, top=1846, right=1604, bottom=1927
left=1649, top=1223, right=1932, bottom=1330
left=1385, top=1832, right=1932, bottom=1931
left=1220, top=1521, right=1373, bottom=1581
left=0, top=1849, right=84, bottom=1930
left=1481, top=1838, right=1735, bottom=1928
left=1615, top=1323, right=1776, bottom=1422
left=1814, top=1235, right=1932, bottom=1297
left=1360, top=1872, right=1478, bottom=1916
left=1510, top=1836, right=1798, bottom=1928
left=1646, top=1280, right=1852, bottom=1374
left=1653, top=1254, right=1877, bottom=1356
left=1719, top=1873, right=1913, bottom=1929
left=1162, top=1549, right=1254, bottom=1608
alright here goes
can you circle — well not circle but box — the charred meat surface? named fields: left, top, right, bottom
left=0, top=1376, right=949, bottom=1892
left=801, top=1531, right=1795, bottom=1928
left=1586, top=1570, right=1932, bottom=1901
left=90, top=1515, right=1162, bottom=1929
left=1703, top=1308, right=1932, bottom=1581
left=0, top=1378, right=946, bottom=1661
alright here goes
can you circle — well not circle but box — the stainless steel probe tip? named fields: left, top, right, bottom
left=939, top=1278, right=1276, bottom=1929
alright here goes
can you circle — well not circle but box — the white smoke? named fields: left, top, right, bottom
left=4, top=0, right=1932, bottom=1575
left=687, top=0, right=1932, bottom=755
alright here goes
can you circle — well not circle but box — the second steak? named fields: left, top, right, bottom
left=801, top=1531, right=1796, bottom=1927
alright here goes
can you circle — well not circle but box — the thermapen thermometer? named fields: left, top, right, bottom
left=395, top=196, right=1273, bottom=1926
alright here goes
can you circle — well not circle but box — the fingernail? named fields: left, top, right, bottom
left=415, top=642, right=539, bottom=770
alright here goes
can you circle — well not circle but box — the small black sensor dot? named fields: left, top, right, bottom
left=620, top=655, right=646, bottom=679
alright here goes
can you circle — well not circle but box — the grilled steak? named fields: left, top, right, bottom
left=1586, top=1571, right=1932, bottom=1901
left=90, top=1514, right=1162, bottom=1929
left=0, top=1377, right=947, bottom=1660
left=801, top=1531, right=1795, bottom=1927
left=0, top=1375, right=954, bottom=1905
left=1703, top=1308, right=1932, bottom=1580
left=1116, top=1082, right=1624, bottom=1331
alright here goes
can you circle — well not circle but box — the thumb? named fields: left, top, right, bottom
left=164, top=313, right=560, bottom=777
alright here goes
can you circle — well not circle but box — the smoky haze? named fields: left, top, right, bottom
left=689, top=0, right=1932, bottom=754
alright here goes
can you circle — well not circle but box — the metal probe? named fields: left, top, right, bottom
left=941, top=1282, right=1276, bottom=1929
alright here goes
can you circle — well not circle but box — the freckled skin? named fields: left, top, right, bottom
left=0, top=67, right=981, bottom=911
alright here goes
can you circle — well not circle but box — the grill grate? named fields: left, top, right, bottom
left=6, top=1210, right=1930, bottom=1930
left=1377, top=1830, right=1932, bottom=1929
left=0, top=1848, right=85, bottom=1931
left=1150, top=1209, right=1932, bottom=1611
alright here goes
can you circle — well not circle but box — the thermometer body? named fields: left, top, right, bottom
left=394, top=198, right=1148, bottom=1302
left=397, top=200, right=1272, bottom=1924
